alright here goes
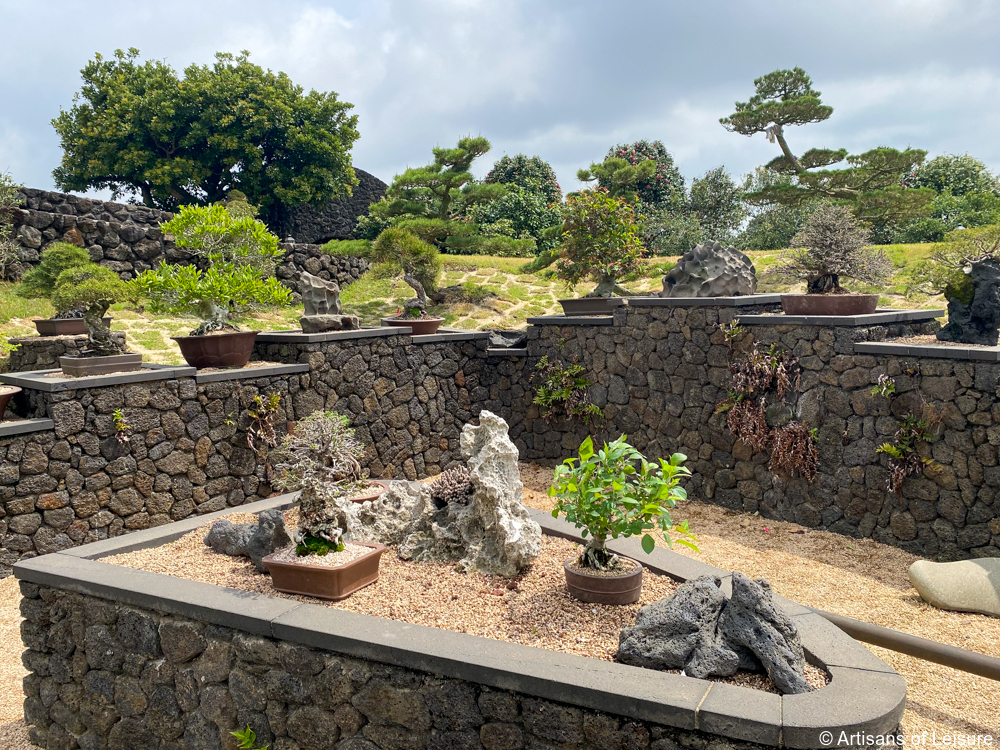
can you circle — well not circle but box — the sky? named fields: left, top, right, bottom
left=2, top=0, right=999, bottom=200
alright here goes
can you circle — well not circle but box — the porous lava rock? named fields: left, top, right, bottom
left=203, top=509, right=292, bottom=572
left=616, top=572, right=810, bottom=694
left=661, top=241, right=758, bottom=298
left=299, top=271, right=361, bottom=332
left=937, top=258, right=1000, bottom=346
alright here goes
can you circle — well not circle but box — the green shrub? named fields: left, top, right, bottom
left=369, top=228, right=442, bottom=309
left=0, top=173, right=24, bottom=279
left=322, top=239, right=372, bottom=257
left=484, top=154, right=562, bottom=204
left=16, top=243, right=92, bottom=301
left=52, top=264, right=134, bottom=355
left=161, top=202, right=282, bottom=275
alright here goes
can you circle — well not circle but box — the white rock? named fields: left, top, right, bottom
left=908, top=558, right=1000, bottom=617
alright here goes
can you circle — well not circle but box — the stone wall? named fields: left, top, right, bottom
left=17, top=582, right=768, bottom=750
left=8, top=333, right=128, bottom=373
left=274, top=167, right=388, bottom=245
left=7, top=189, right=369, bottom=289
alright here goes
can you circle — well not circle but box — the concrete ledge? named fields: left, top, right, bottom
left=737, top=308, right=944, bottom=327
left=628, top=294, right=783, bottom=308
left=854, top=340, right=1000, bottom=361
left=0, top=418, right=55, bottom=438
left=487, top=347, right=527, bottom=357
left=195, top=362, right=311, bottom=383
left=254, top=327, right=408, bottom=343
left=526, top=315, right=614, bottom=326
left=0, top=364, right=196, bottom=392
left=411, top=331, right=490, bottom=344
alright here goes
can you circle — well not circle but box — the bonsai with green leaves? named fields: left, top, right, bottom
left=16, top=243, right=93, bottom=311
left=51, top=265, right=133, bottom=355
left=549, top=435, right=695, bottom=571
left=369, top=228, right=442, bottom=316
left=134, top=201, right=290, bottom=335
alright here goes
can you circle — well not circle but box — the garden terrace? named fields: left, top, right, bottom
left=13, top=491, right=906, bottom=750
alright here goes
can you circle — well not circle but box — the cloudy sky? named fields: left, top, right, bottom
left=1, top=0, right=998, bottom=199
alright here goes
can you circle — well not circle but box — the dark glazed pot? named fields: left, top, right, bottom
left=346, top=480, right=390, bottom=504
left=383, top=317, right=444, bottom=335
left=563, top=559, right=644, bottom=605
left=558, top=298, right=626, bottom=316
left=172, top=331, right=259, bottom=369
left=59, top=353, right=143, bottom=377
left=35, top=317, right=113, bottom=336
left=263, top=543, right=387, bottom=601
left=0, top=386, right=21, bottom=421
left=780, top=293, right=879, bottom=316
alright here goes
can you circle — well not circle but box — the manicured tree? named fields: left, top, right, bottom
left=16, top=243, right=92, bottom=302
left=688, top=167, right=745, bottom=245
left=721, top=67, right=934, bottom=225
left=577, top=158, right=657, bottom=204
left=160, top=200, right=281, bottom=276
left=51, top=265, right=133, bottom=355
left=484, top=154, right=562, bottom=204
left=0, top=173, right=24, bottom=279
left=369, top=228, right=442, bottom=310
left=908, top=154, right=1000, bottom=197
left=52, top=49, right=359, bottom=221
left=466, top=183, right=562, bottom=252
left=584, top=140, right=685, bottom=209
left=895, top=155, right=1000, bottom=242
left=556, top=189, right=644, bottom=298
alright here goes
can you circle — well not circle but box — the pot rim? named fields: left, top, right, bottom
left=562, top=557, right=643, bottom=579
left=779, top=292, right=878, bottom=298
left=0, top=385, right=22, bottom=394
left=262, top=541, right=387, bottom=571
left=170, top=330, right=260, bottom=341
left=385, top=316, right=445, bottom=323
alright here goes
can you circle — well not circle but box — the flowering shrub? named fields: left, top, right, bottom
left=604, top=140, right=685, bottom=209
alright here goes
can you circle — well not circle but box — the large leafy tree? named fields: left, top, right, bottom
left=484, top=154, right=562, bottom=204
left=721, top=67, right=933, bottom=225
left=52, top=49, right=359, bottom=222
left=582, top=140, right=685, bottom=209
left=689, top=166, right=745, bottom=245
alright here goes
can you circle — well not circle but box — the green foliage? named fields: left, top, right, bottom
left=736, top=168, right=814, bottom=251
left=907, top=154, right=1000, bottom=197
left=894, top=189, right=1000, bottom=243
left=296, top=534, right=345, bottom=557
left=532, top=356, right=603, bottom=426
left=51, top=264, right=133, bottom=315
left=466, top=183, right=560, bottom=252
left=723, top=67, right=934, bottom=226
left=599, top=140, right=685, bottom=209
left=549, top=435, right=694, bottom=569
left=578, top=157, right=658, bottom=204
left=906, top=224, right=1000, bottom=297
left=246, top=392, right=281, bottom=456
left=877, top=408, right=941, bottom=495
left=16, top=243, right=92, bottom=301
left=369, top=228, right=442, bottom=307
left=556, top=188, right=644, bottom=297
left=112, top=408, right=131, bottom=445
left=870, top=374, right=896, bottom=399
left=638, top=206, right=704, bottom=256
left=52, top=49, right=359, bottom=220
left=0, top=173, right=24, bottom=278
left=322, top=239, right=372, bottom=257
left=689, top=167, right=746, bottom=245
left=232, top=725, right=269, bottom=750
left=161, top=202, right=281, bottom=275
left=484, top=154, right=562, bottom=204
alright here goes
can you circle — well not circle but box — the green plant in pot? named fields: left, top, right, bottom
left=16, top=243, right=100, bottom=335
left=767, top=202, right=892, bottom=316
left=51, top=264, right=139, bottom=376
left=266, top=411, right=388, bottom=600
left=550, top=435, right=694, bottom=605
left=555, top=187, right=644, bottom=316
left=369, top=227, right=445, bottom=334
left=133, top=200, right=290, bottom=368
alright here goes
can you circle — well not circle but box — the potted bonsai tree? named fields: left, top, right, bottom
left=370, top=228, right=445, bottom=334
left=265, top=411, right=388, bottom=600
left=51, top=264, right=140, bottom=376
left=769, top=202, right=893, bottom=315
left=133, top=200, right=290, bottom=368
left=550, top=434, right=694, bottom=604
left=555, top=187, right=644, bottom=315
left=16, top=243, right=106, bottom=335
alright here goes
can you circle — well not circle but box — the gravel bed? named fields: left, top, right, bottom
left=888, top=334, right=1000, bottom=350
left=267, top=542, right=373, bottom=567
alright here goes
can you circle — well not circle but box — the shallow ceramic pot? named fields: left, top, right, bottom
left=0, top=385, right=21, bottom=421
left=780, top=293, right=878, bottom=316
left=35, top=317, right=113, bottom=336
left=59, top=353, right=143, bottom=377
left=558, top=298, right=626, bottom=316
left=346, top=480, right=390, bottom=504
left=563, top=558, right=644, bottom=605
left=263, top=543, right=387, bottom=601
left=172, top=331, right=259, bottom=369
left=383, top=317, right=444, bottom=335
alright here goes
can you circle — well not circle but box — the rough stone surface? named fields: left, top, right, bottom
left=937, top=259, right=1000, bottom=346
left=204, top=509, right=292, bottom=572
left=909, top=558, right=1000, bottom=617
left=9, top=333, right=127, bottom=372
left=275, top=168, right=388, bottom=245
left=300, top=271, right=344, bottom=317
left=661, top=242, right=758, bottom=298
left=300, top=314, right=362, bottom=333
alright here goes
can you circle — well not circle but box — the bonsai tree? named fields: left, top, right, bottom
left=369, top=228, right=442, bottom=315
left=51, top=265, right=133, bottom=355
left=556, top=188, right=644, bottom=297
left=134, top=201, right=290, bottom=335
left=768, top=202, right=892, bottom=294
left=16, top=243, right=93, bottom=311
left=271, top=411, right=368, bottom=555
left=549, top=435, right=694, bottom=571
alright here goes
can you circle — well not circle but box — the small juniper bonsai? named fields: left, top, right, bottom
left=369, top=228, right=442, bottom=313
left=16, top=243, right=93, bottom=313
left=51, top=265, right=133, bottom=356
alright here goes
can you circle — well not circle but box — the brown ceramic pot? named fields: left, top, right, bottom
left=34, top=317, right=113, bottom=336
left=172, top=331, right=259, bottom=369
left=0, top=385, right=21, bottom=421
left=780, top=293, right=879, bottom=316
left=563, top=558, right=644, bottom=605
left=263, top=543, right=387, bottom=600
left=59, top=353, right=143, bottom=377
left=383, top=317, right=444, bottom=335
left=558, top=298, right=627, bottom=316
left=346, top=480, right=390, bottom=504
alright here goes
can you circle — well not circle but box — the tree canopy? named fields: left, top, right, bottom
left=721, top=67, right=934, bottom=225
left=52, top=49, right=359, bottom=222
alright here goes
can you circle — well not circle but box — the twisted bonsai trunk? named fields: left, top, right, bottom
left=581, top=535, right=617, bottom=571
left=191, top=300, right=240, bottom=336
left=806, top=274, right=841, bottom=294
left=586, top=276, right=634, bottom=298
left=402, top=271, right=428, bottom=312
left=82, top=300, right=126, bottom=356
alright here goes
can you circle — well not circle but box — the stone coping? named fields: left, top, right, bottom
left=525, top=315, right=615, bottom=326
left=737, top=308, right=944, bottom=327
left=628, top=294, right=783, bottom=308
left=14, top=491, right=905, bottom=748
left=487, top=347, right=527, bottom=357
left=254, top=326, right=408, bottom=343
left=194, top=362, right=311, bottom=383
left=0, top=418, right=55, bottom=437
left=0, top=363, right=196, bottom=392
left=411, top=330, right=490, bottom=344
left=854, top=340, right=1000, bottom=362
